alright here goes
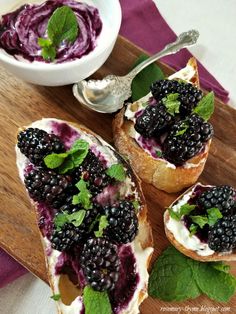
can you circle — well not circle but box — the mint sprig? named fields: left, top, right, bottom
left=54, top=210, right=86, bottom=231
left=38, top=6, right=79, bottom=61
left=193, top=91, right=215, bottom=121
left=168, top=204, right=196, bottom=221
left=72, top=179, right=92, bottom=209
left=94, top=215, right=109, bottom=238
left=106, top=164, right=126, bottom=182
left=149, top=246, right=236, bottom=302
left=44, top=139, right=89, bottom=174
left=50, top=293, right=61, bottom=301
left=83, top=286, right=112, bottom=314
left=162, top=93, right=181, bottom=116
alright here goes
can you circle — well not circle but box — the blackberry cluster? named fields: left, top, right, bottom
left=80, top=238, right=120, bottom=291
left=197, top=186, right=236, bottom=216
left=24, top=169, right=74, bottom=208
left=208, top=215, right=236, bottom=252
left=50, top=197, right=101, bottom=251
left=17, top=128, right=65, bottom=166
left=72, top=151, right=112, bottom=196
left=150, top=79, right=203, bottom=116
left=104, top=201, right=138, bottom=244
left=163, top=114, right=213, bottom=165
left=134, top=102, right=174, bottom=138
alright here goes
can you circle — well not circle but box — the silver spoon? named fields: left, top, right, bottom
left=73, top=30, right=199, bottom=114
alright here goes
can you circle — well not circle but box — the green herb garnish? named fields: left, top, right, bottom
left=156, top=150, right=162, bottom=158
left=189, top=224, right=198, bottom=236
left=190, top=215, right=208, bottom=229
left=175, top=121, right=189, bottom=136
left=106, top=164, right=126, bottom=182
left=94, top=215, right=109, bottom=238
left=148, top=246, right=236, bottom=302
left=38, top=6, right=79, bottom=61
left=131, top=54, right=165, bottom=101
left=193, top=91, right=215, bottom=121
left=207, top=207, right=223, bottom=226
left=162, top=93, right=181, bottom=116
left=168, top=204, right=196, bottom=221
left=132, top=200, right=140, bottom=212
left=54, top=210, right=86, bottom=231
left=72, top=179, right=92, bottom=209
left=83, top=286, right=112, bottom=314
left=50, top=293, right=61, bottom=301
left=44, top=139, right=89, bottom=174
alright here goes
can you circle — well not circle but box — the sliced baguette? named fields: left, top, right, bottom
left=113, top=58, right=212, bottom=193
left=164, top=183, right=236, bottom=262
left=16, top=118, right=153, bottom=314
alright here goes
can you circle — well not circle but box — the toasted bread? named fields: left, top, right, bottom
left=16, top=118, right=153, bottom=314
left=113, top=58, right=212, bottom=193
left=164, top=183, right=236, bottom=262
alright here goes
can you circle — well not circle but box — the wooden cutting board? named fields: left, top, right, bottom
left=0, top=36, right=236, bottom=314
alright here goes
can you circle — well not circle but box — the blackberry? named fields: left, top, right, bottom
left=150, top=79, right=203, bottom=116
left=104, top=200, right=138, bottom=244
left=17, top=128, right=65, bottom=166
left=80, top=238, right=120, bottom=291
left=197, top=186, right=236, bottom=216
left=50, top=199, right=101, bottom=251
left=163, top=114, right=213, bottom=165
left=208, top=215, right=236, bottom=252
left=134, top=102, right=174, bottom=137
left=24, top=169, right=74, bottom=208
left=72, top=151, right=112, bottom=196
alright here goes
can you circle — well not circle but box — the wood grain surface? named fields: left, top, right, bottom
left=0, top=36, right=236, bottom=314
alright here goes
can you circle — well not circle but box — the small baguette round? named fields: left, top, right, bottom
left=16, top=119, right=153, bottom=314
left=113, top=112, right=211, bottom=193
left=164, top=184, right=236, bottom=262
left=113, top=58, right=212, bottom=193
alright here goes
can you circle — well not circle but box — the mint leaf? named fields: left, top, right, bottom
left=44, top=153, right=68, bottom=169
left=47, top=6, right=78, bottom=46
left=68, top=210, right=86, bottom=227
left=50, top=294, right=61, bottom=301
left=148, top=246, right=201, bottom=301
left=193, top=91, right=215, bottom=121
left=162, top=93, right=180, bottom=116
left=131, top=54, right=165, bottom=101
left=54, top=212, right=69, bottom=231
left=190, top=215, right=208, bottom=229
left=132, top=200, right=140, bottom=212
left=192, top=261, right=236, bottom=302
left=175, top=121, right=189, bottom=136
left=58, top=156, right=74, bottom=174
left=69, top=139, right=89, bottom=154
left=207, top=207, right=223, bottom=226
left=156, top=150, right=162, bottom=158
left=38, top=38, right=56, bottom=61
left=106, top=164, right=126, bottom=182
left=38, top=38, right=52, bottom=47
left=169, top=204, right=196, bottom=221
left=73, top=179, right=92, bottom=209
left=94, top=215, right=109, bottom=237
left=189, top=224, right=198, bottom=236
left=83, top=286, right=112, bottom=314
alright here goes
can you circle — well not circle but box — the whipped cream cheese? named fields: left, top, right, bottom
left=166, top=185, right=215, bottom=257
left=16, top=118, right=153, bottom=314
left=124, top=64, right=204, bottom=170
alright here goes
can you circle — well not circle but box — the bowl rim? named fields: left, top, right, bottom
left=0, top=0, right=122, bottom=71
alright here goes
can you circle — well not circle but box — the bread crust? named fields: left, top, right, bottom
left=17, top=119, right=153, bottom=314
left=113, top=58, right=211, bottom=193
left=163, top=184, right=236, bottom=262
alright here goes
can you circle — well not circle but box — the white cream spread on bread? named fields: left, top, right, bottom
left=166, top=184, right=215, bottom=257
left=16, top=118, right=153, bottom=314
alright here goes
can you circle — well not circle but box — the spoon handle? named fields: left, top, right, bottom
left=126, top=29, right=199, bottom=80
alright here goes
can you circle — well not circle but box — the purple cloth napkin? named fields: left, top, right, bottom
left=0, top=249, right=27, bottom=288
left=0, top=0, right=230, bottom=290
left=119, top=0, right=229, bottom=103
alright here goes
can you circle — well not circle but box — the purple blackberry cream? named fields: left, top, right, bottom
left=16, top=118, right=153, bottom=314
left=0, top=0, right=102, bottom=63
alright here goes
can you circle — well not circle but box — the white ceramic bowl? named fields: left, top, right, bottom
left=0, top=0, right=121, bottom=86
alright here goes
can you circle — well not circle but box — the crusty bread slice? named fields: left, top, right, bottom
left=113, top=58, right=211, bottom=193
left=164, top=184, right=236, bottom=262
left=16, top=119, right=153, bottom=314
